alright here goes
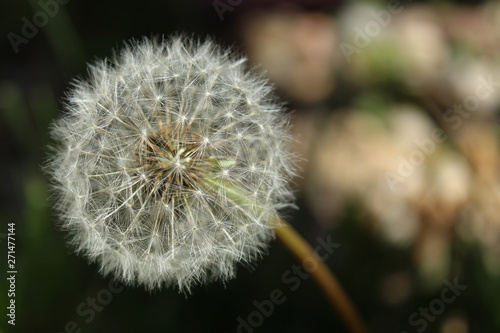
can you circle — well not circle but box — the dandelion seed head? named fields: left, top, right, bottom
left=47, top=36, right=295, bottom=291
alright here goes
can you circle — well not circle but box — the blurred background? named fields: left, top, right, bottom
left=2, top=0, right=500, bottom=332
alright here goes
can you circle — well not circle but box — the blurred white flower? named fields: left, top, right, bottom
left=242, top=9, right=338, bottom=104
left=47, top=36, right=294, bottom=291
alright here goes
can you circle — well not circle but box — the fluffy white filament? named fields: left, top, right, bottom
left=47, top=36, right=294, bottom=291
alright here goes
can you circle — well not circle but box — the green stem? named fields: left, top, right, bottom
left=202, top=175, right=368, bottom=333
left=274, top=219, right=367, bottom=333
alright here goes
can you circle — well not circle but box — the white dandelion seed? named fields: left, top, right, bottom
left=47, top=36, right=295, bottom=291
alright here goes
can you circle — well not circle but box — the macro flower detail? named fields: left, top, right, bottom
left=47, top=37, right=294, bottom=291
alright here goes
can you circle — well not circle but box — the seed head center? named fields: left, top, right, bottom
left=137, top=130, right=205, bottom=197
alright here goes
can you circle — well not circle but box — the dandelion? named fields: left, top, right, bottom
left=47, top=36, right=295, bottom=291
left=47, top=35, right=366, bottom=333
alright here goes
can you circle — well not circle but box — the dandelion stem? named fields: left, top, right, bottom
left=274, top=220, right=367, bottom=333
left=203, top=175, right=367, bottom=333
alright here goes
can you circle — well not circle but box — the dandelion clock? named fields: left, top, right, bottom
left=47, top=36, right=366, bottom=333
